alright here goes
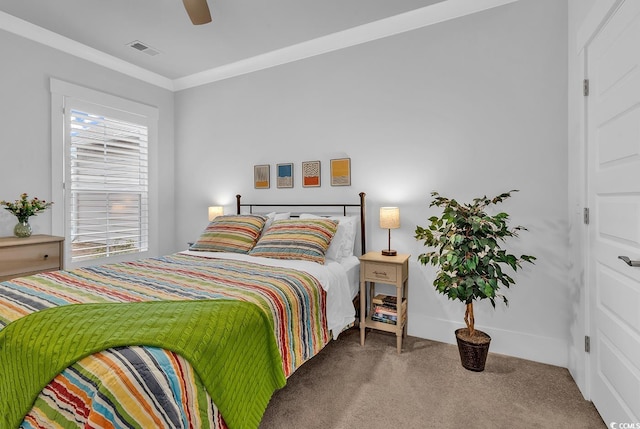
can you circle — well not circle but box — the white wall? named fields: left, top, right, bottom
left=0, top=29, right=176, bottom=255
left=175, top=0, right=569, bottom=366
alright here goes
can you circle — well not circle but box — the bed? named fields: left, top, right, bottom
left=0, top=193, right=366, bottom=429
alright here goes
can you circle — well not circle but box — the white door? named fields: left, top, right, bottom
left=587, top=0, right=640, bottom=424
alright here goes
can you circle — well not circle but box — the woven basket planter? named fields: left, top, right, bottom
left=455, top=328, right=491, bottom=372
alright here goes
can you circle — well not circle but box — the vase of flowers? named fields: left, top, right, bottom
left=13, top=220, right=32, bottom=238
left=1, top=193, right=54, bottom=238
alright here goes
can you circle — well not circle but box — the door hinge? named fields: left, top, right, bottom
left=583, top=79, right=590, bottom=96
left=585, top=335, right=591, bottom=353
left=583, top=207, right=590, bottom=225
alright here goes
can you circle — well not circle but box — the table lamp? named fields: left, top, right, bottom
left=208, top=206, right=224, bottom=221
left=380, top=207, right=400, bottom=256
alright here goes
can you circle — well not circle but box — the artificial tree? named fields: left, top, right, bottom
left=415, top=190, right=535, bottom=345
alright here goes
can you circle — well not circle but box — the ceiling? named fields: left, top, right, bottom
left=0, top=0, right=517, bottom=90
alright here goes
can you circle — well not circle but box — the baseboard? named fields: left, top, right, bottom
left=407, top=313, right=568, bottom=368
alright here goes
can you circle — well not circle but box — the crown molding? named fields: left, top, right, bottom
left=1, top=0, right=518, bottom=92
left=0, top=11, right=174, bottom=91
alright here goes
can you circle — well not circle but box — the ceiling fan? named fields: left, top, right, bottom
left=182, top=0, right=212, bottom=25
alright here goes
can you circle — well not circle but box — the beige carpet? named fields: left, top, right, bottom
left=260, top=328, right=605, bottom=429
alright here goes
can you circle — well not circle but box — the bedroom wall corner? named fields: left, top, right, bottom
left=173, top=0, right=570, bottom=367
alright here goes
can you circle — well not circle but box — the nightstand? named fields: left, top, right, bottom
left=359, top=251, right=410, bottom=353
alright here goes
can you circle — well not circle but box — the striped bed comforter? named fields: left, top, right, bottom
left=0, top=252, right=331, bottom=429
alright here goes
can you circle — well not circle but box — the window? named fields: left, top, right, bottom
left=68, top=109, right=148, bottom=261
left=51, top=79, right=158, bottom=268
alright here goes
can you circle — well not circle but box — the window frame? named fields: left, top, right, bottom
left=50, top=78, right=159, bottom=269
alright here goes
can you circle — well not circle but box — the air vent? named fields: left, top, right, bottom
left=127, top=40, right=160, bottom=56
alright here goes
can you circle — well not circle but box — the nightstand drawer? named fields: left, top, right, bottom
left=364, top=262, right=398, bottom=282
left=0, top=242, right=60, bottom=279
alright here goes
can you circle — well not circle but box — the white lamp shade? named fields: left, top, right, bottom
left=208, top=206, right=224, bottom=221
left=379, top=207, right=400, bottom=229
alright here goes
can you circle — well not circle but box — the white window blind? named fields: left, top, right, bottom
left=68, top=109, right=149, bottom=262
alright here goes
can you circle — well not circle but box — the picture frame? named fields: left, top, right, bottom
left=254, top=164, right=270, bottom=189
left=276, top=163, right=293, bottom=188
left=330, top=158, right=351, bottom=186
left=302, top=161, right=321, bottom=188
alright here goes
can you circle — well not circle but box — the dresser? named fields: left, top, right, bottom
left=0, top=235, right=64, bottom=282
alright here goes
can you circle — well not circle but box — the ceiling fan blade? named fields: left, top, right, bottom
left=182, top=0, right=212, bottom=25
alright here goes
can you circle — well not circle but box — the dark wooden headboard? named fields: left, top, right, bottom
left=236, top=192, right=367, bottom=255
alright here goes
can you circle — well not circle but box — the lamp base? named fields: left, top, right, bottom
left=381, top=249, right=397, bottom=256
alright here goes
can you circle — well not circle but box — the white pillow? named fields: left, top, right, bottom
left=300, top=214, right=358, bottom=261
left=262, top=212, right=291, bottom=237
left=337, top=216, right=358, bottom=258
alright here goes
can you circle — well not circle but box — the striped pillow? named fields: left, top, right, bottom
left=190, top=214, right=267, bottom=253
left=249, top=218, right=338, bottom=264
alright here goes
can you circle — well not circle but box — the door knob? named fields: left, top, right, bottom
left=618, top=256, right=640, bottom=267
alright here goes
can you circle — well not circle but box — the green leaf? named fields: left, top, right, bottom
left=483, top=284, right=494, bottom=297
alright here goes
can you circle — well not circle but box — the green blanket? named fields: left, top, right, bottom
left=0, top=300, right=286, bottom=429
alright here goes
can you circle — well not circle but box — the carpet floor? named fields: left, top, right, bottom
left=260, top=328, right=606, bottom=429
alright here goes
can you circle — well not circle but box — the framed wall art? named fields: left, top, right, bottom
left=330, top=158, right=351, bottom=186
left=302, top=161, right=321, bottom=188
left=276, top=163, right=293, bottom=188
left=254, top=164, right=270, bottom=189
